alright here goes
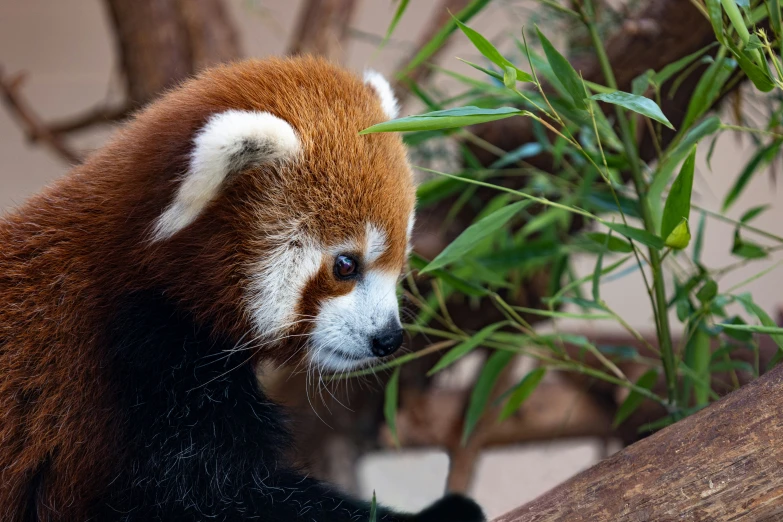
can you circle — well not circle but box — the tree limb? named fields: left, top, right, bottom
left=0, top=70, right=83, bottom=164
left=492, top=363, right=783, bottom=521
left=287, top=0, right=359, bottom=62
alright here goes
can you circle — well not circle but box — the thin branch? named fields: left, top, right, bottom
left=0, top=69, right=82, bottom=164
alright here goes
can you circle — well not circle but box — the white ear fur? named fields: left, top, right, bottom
left=152, top=110, right=300, bottom=241
left=363, top=70, right=400, bottom=120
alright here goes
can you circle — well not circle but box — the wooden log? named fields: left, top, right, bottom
left=492, top=364, right=783, bottom=522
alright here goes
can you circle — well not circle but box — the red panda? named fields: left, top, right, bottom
left=0, top=57, right=484, bottom=522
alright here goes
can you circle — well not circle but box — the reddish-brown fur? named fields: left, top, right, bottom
left=0, top=56, right=415, bottom=520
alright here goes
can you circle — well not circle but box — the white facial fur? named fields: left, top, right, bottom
left=153, top=110, right=300, bottom=241
left=246, top=229, right=323, bottom=340
left=363, top=70, right=400, bottom=120
left=309, top=271, right=401, bottom=372
left=245, top=221, right=403, bottom=372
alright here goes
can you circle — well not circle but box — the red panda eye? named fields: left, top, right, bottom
left=334, top=255, right=359, bottom=280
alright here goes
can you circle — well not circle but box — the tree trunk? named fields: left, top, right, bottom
left=288, top=0, right=359, bottom=63
left=103, top=0, right=241, bottom=104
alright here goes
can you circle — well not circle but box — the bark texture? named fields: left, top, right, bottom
left=493, top=363, right=783, bottom=522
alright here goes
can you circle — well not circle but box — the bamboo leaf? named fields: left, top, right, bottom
left=604, top=223, right=665, bottom=249
left=489, top=142, right=544, bottom=168
left=536, top=27, right=587, bottom=110
left=584, top=232, right=634, bottom=253
left=384, top=367, right=401, bottom=447
left=455, top=18, right=534, bottom=82
left=590, top=91, right=674, bottom=129
left=769, top=0, right=782, bottom=40
left=705, top=0, right=726, bottom=44
left=428, top=322, right=508, bottom=375
left=681, top=57, right=736, bottom=132
left=379, top=0, right=410, bottom=50
left=498, top=368, right=546, bottom=421
left=613, top=369, right=658, bottom=428
left=422, top=200, right=530, bottom=272
left=361, top=106, right=523, bottom=134
left=736, top=294, right=783, bottom=352
left=463, top=351, right=515, bottom=444
left=652, top=43, right=718, bottom=86
left=740, top=204, right=770, bottom=223
left=398, top=0, right=491, bottom=76
left=693, top=211, right=706, bottom=264
left=592, top=229, right=609, bottom=302
left=723, top=139, right=782, bottom=211
left=661, top=146, right=696, bottom=240
left=661, top=146, right=696, bottom=249
left=696, top=280, right=718, bottom=303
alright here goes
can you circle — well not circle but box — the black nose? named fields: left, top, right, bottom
left=370, top=327, right=404, bottom=357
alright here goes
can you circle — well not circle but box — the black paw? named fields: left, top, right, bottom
left=412, top=493, right=486, bottom=522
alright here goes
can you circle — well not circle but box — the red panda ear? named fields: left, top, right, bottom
left=363, top=70, right=399, bottom=120
left=152, top=110, right=300, bottom=241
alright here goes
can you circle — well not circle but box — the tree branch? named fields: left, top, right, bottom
left=0, top=70, right=83, bottom=164
left=287, top=0, right=359, bottom=62
left=492, top=363, right=783, bottom=521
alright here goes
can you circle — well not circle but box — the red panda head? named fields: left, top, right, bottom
left=128, top=57, right=415, bottom=372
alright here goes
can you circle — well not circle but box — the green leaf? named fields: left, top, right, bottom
left=665, top=219, right=691, bottom=249
left=490, top=142, right=544, bottom=168
left=681, top=57, right=736, bottom=132
left=736, top=294, right=783, bottom=352
left=661, top=146, right=696, bottom=242
left=398, top=0, right=491, bottom=76
left=428, top=322, right=508, bottom=375
left=632, top=69, right=654, bottom=96
left=361, top=106, right=523, bottom=134
left=463, top=350, right=515, bottom=444
left=384, top=367, right=401, bottom=448
left=369, top=491, right=378, bottom=522
left=457, top=58, right=504, bottom=82
left=693, top=211, right=706, bottom=264
left=726, top=39, right=775, bottom=92
left=696, top=280, right=718, bottom=303
left=740, top=204, right=770, bottom=223
left=732, top=231, right=768, bottom=259
left=604, top=223, right=665, bottom=250
left=590, top=91, right=674, bottom=129
left=769, top=0, right=782, bottom=40
left=536, top=27, right=587, bottom=110
left=723, top=139, right=782, bottom=211
left=705, top=0, right=726, bottom=44
left=584, top=232, right=634, bottom=253
left=649, top=117, right=721, bottom=232
left=710, top=360, right=754, bottom=373
left=717, top=323, right=783, bottom=335
left=613, top=369, right=658, bottom=428
left=592, top=229, right=609, bottom=302
left=454, top=18, right=533, bottom=82
left=498, top=368, right=546, bottom=421
left=503, top=65, right=517, bottom=89
left=379, top=0, right=410, bottom=50
left=422, top=200, right=530, bottom=272
left=652, top=43, right=718, bottom=86
left=409, top=254, right=489, bottom=297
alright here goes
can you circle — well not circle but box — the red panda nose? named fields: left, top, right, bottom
left=370, top=327, right=404, bottom=357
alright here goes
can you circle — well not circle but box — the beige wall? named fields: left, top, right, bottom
left=2, top=1, right=781, bottom=518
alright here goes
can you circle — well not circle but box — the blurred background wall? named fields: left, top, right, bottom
left=1, top=1, right=781, bottom=519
